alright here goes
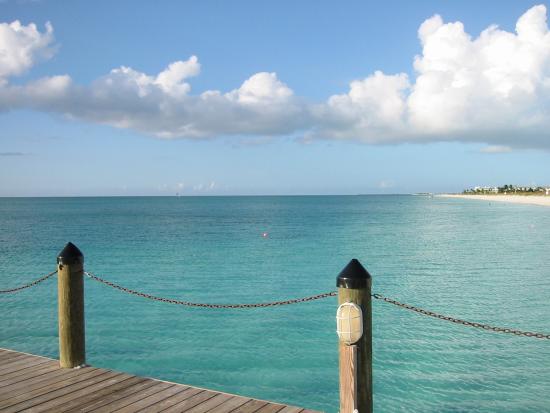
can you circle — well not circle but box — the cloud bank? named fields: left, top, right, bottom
left=1, top=5, right=550, bottom=148
left=0, top=20, right=55, bottom=84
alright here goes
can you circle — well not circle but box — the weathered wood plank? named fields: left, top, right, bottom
left=203, top=395, right=252, bottom=413
left=0, top=368, right=107, bottom=410
left=0, top=371, right=120, bottom=413
left=277, top=406, right=304, bottom=413
left=0, top=366, right=96, bottom=397
left=113, top=383, right=190, bottom=413
left=0, top=350, right=43, bottom=361
left=0, top=361, right=59, bottom=387
left=0, top=349, right=322, bottom=413
left=89, top=381, right=175, bottom=412
left=133, top=386, right=203, bottom=413
left=41, top=375, right=144, bottom=413
left=255, top=402, right=287, bottom=413
left=229, top=399, right=270, bottom=413
left=0, top=350, right=44, bottom=362
left=76, top=378, right=159, bottom=412
left=0, top=356, right=52, bottom=375
left=160, top=390, right=220, bottom=413
left=182, top=392, right=234, bottom=413
left=0, top=351, right=28, bottom=362
left=22, top=373, right=132, bottom=413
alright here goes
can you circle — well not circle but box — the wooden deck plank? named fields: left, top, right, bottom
left=131, top=387, right=203, bottom=413
left=0, top=349, right=38, bottom=360
left=140, top=386, right=204, bottom=413
left=0, top=351, right=28, bottom=362
left=202, top=395, right=252, bottom=413
left=0, top=349, right=42, bottom=361
left=89, top=381, right=176, bottom=412
left=22, top=373, right=133, bottom=413
left=0, top=368, right=108, bottom=411
left=0, top=371, right=121, bottom=413
left=182, top=392, right=234, bottom=413
left=0, top=352, right=39, bottom=367
left=160, top=390, right=220, bottom=413
left=255, top=403, right=287, bottom=413
left=42, top=376, right=145, bottom=413
left=277, top=406, right=304, bottom=413
left=0, top=360, right=59, bottom=387
left=0, top=349, right=322, bottom=413
left=229, top=399, right=270, bottom=413
left=0, top=366, right=98, bottom=397
left=76, top=378, right=159, bottom=412
left=113, top=384, right=190, bottom=413
left=0, top=355, right=51, bottom=375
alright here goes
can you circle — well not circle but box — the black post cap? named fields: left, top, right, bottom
left=336, top=258, right=371, bottom=289
left=57, top=242, right=84, bottom=265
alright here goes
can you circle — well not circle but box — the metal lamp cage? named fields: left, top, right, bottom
left=336, top=302, right=363, bottom=345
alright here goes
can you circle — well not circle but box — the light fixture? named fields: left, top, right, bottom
left=336, top=302, right=363, bottom=345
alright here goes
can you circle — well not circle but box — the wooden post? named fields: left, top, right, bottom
left=57, top=242, right=86, bottom=368
left=337, top=259, right=372, bottom=413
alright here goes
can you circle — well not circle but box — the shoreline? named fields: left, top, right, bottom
left=438, top=194, right=550, bottom=207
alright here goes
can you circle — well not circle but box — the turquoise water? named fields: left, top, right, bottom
left=1, top=195, right=549, bottom=412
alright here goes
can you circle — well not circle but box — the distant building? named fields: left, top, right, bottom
left=473, top=186, right=498, bottom=193
left=464, top=185, right=550, bottom=195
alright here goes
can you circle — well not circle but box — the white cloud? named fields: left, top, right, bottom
left=155, top=57, right=200, bottom=97
left=378, top=180, right=395, bottom=189
left=318, top=71, right=410, bottom=142
left=0, top=55, right=309, bottom=138
left=0, top=20, right=54, bottom=84
left=405, top=5, right=550, bottom=140
left=480, top=145, right=512, bottom=153
left=1, top=6, right=550, bottom=148
left=192, top=181, right=216, bottom=192
left=227, top=72, right=293, bottom=105
left=314, top=4, right=550, bottom=147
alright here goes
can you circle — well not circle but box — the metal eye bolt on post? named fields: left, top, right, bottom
left=336, top=259, right=373, bottom=413
left=57, top=242, right=86, bottom=368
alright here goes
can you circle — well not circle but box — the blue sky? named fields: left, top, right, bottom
left=0, top=0, right=549, bottom=196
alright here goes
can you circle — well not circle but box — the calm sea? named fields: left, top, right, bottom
left=1, top=196, right=549, bottom=412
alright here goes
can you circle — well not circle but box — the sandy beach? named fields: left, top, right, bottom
left=438, top=194, right=550, bottom=207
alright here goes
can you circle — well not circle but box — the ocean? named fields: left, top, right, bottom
left=1, top=195, right=549, bottom=412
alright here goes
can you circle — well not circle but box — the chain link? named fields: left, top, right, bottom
left=372, top=293, right=550, bottom=340
left=0, top=271, right=57, bottom=294
left=84, top=271, right=337, bottom=308
left=2, top=269, right=548, bottom=340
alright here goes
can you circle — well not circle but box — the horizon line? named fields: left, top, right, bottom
left=0, top=193, right=428, bottom=199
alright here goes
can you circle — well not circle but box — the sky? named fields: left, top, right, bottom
left=0, top=0, right=549, bottom=196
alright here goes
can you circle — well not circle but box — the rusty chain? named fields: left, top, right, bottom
left=372, top=293, right=550, bottom=340
left=84, top=271, right=337, bottom=308
left=2, top=269, right=549, bottom=340
left=0, top=271, right=57, bottom=294
left=83, top=272, right=550, bottom=339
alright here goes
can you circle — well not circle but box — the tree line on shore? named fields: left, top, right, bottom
left=462, top=185, right=550, bottom=195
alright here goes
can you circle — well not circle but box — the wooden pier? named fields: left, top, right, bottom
left=0, top=244, right=376, bottom=413
left=0, top=348, right=321, bottom=413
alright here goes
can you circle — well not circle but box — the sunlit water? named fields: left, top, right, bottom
left=1, top=196, right=549, bottom=412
